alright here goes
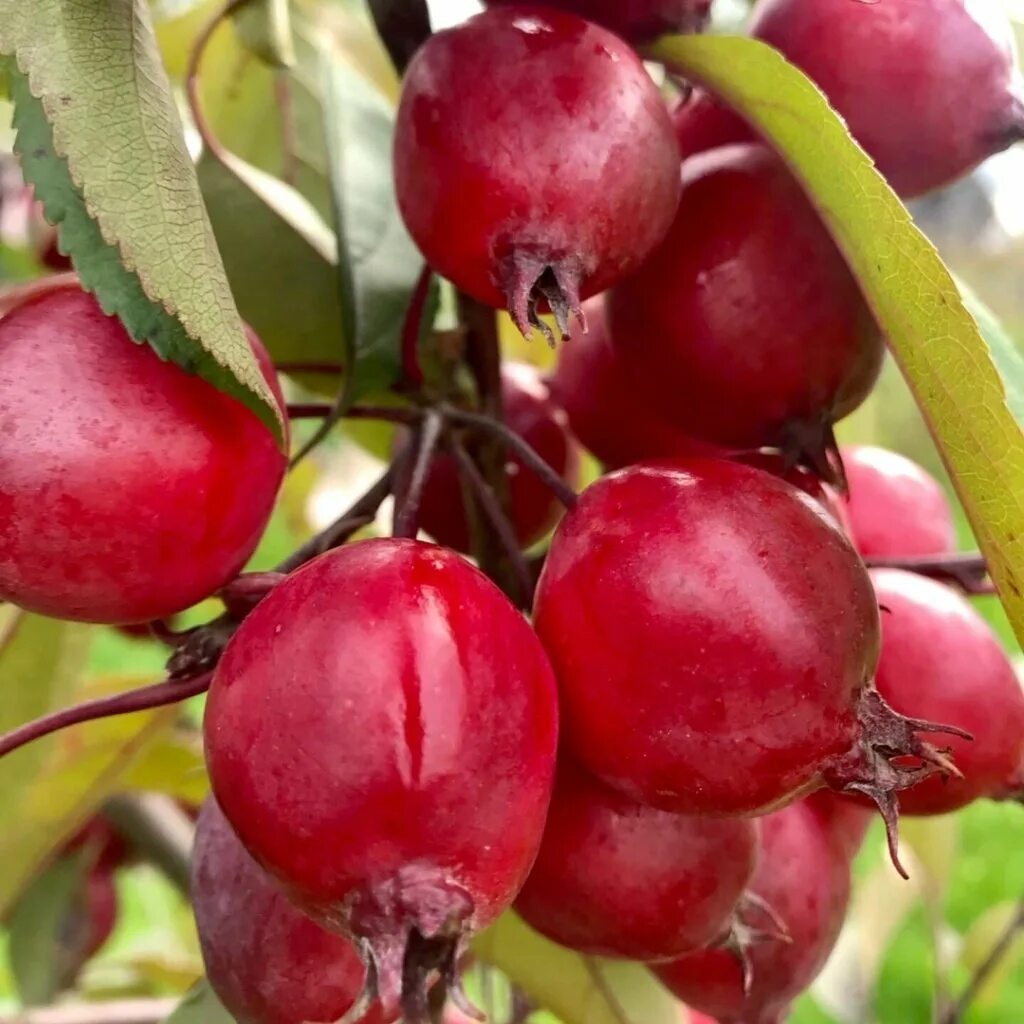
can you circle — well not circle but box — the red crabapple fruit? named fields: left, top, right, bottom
left=394, top=6, right=680, bottom=339
left=870, top=569, right=1023, bottom=815
left=533, top=460, right=968, bottom=866
left=803, top=790, right=874, bottom=861
left=483, top=0, right=712, bottom=42
left=192, top=800, right=392, bottom=1024
left=656, top=801, right=852, bottom=1024
left=735, top=452, right=851, bottom=533
left=0, top=281, right=286, bottom=624
left=549, top=299, right=721, bottom=468
left=515, top=761, right=757, bottom=960
left=415, top=363, right=579, bottom=551
left=607, top=145, right=883, bottom=480
left=842, top=445, right=956, bottom=558
left=673, top=0, right=1024, bottom=198
left=204, top=538, right=559, bottom=1019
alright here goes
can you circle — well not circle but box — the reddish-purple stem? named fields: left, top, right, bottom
left=443, top=404, right=578, bottom=510
left=275, top=362, right=345, bottom=376
left=401, top=265, right=434, bottom=390
left=392, top=410, right=444, bottom=539
left=449, top=438, right=534, bottom=608
left=0, top=672, right=214, bottom=760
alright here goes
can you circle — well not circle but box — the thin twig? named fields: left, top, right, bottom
left=864, top=553, right=994, bottom=596
left=444, top=405, right=579, bottom=510
left=456, top=294, right=521, bottom=599
left=287, top=403, right=333, bottom=420
left=286, top=403, right=422, bottom=425
left=0, top=673, right=213, bottom=760
left=940, top=900, right=1024, bottom=1023
left=277, top=467, right=394, bottom=573
left=103, top=794, right=195, bottom=895
left=347, top=405, right=424, bottom=425
left=275, top=362, right=345, bottom=376
left=393, top=410, right=444, bottom=539
left=450, top=439, right=534, bottom=608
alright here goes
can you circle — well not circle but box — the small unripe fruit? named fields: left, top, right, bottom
left=205, top=539, right=559, bottom=1018
left=415, top=363, right=580, bottom=552
left=50, top=863, right=118, bottom=990
left=656, top=801, right=852, bottom=1024
left=515, top=761, right=758, bottom=960
left=0, top=282, right=286, bottom=624
left=534, top=461, right=967, bottom=854
left=483, top=0, right=712, bottom=42
left=62, top=815, right=131, bottom=873
left=608, top=145, right=883, bottom=475
left=549, top=299, right=720, bottom=468
left=674, top=0, right=1024, bottom=198
left=842, top=445, right=956, bottom=558
left=870, top=570, right=1024, bottom=815
left=394, top=6, right=680, bottom=338
left=192, top=800, right=391, bottom=1024
left=79, top=867, right=117, bottom=960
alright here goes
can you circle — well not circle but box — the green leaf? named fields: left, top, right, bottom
left=652, top=34, right=1024, bottom=646
left=0, top=609, right=91, bottom=821
left=473, top=913, right=679, bottom=1024
left=7, top=855, right=87, bottom=1005
left=0, top=671, right=185, bottom=917
left=163, top=980, right=235, bottom=1024
left=322, top=52, right=425, bottom=406
left=234, top=0, right=296, bottom=69
left=0, top=1, right=284, bottom=442
left=198, top=151, right=347, bottom=384
left=118, top=728, right=208, bottom=807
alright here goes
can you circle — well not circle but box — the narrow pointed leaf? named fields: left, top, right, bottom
left=0, top=0, right=284, bottom=440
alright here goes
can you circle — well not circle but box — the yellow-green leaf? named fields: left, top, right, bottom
left=118, top=728, right=208, bottom=807
left=0, top=608, right=90, bottom=802
left=473, top=912, right=679, bottom=1024
left=652, top=34, right=1024, bottom=645
left=198, top=151, right=346, bottom=384
left=234, top=0, right=296, bottom=69
left=0, top=671, right=185, bottom=916
left=0, top=0, right=284, bottom=441
left=7, top=855, right=88, bottom=1005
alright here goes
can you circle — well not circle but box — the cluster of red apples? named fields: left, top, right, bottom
left=1, top=1, right=1023, bottom=1023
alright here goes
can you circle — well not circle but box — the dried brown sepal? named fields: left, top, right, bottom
left=824, top=689, right=973, bottom=878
